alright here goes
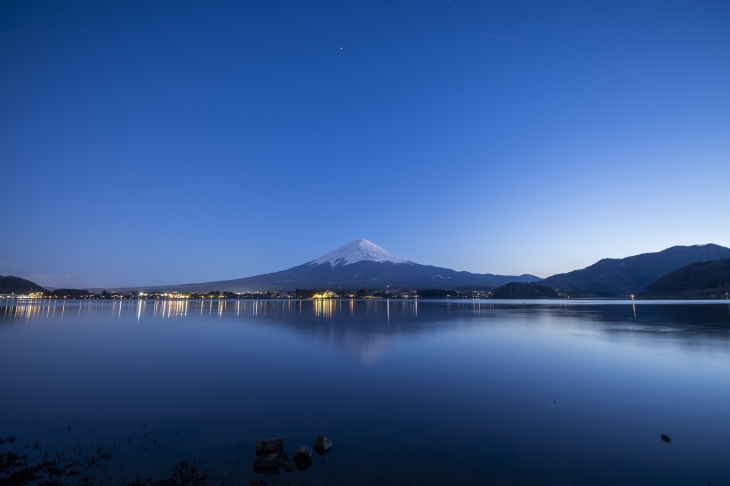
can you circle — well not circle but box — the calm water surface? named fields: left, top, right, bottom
left=1, top=299, right=730, bottom=485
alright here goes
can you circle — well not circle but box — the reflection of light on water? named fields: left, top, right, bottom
left=162, top=300, right=188, bottom=318
left=2, top=301, right=46, bottom=320
left=10, top=299, right=729, bottom=365
left=313, top=299, right=336, bottom=318
left=473, top=301, right=487, bottom=314
left=1, top=299, right=238, bottom=321
left=0, top=299, right=225, bottom=321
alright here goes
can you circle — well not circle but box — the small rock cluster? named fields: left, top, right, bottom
left=253, top=436, right=332, bottom=475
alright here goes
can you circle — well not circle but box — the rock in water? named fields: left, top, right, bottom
left=280, top=457, right=295, bottom=473
left=253, top=452, right=282, bottom=475
left=293, top=446, right=312, bottom=471
left=660, top=434, right=672, bottom=443
left=255, top=438, right=285, bottom=456
left=314, top=436, right=333, bottom=456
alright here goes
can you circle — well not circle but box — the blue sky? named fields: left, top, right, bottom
left=1, top=1, right=729, bottom=288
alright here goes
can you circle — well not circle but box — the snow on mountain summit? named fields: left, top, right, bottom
left=309, top=239, right=410, bottom=267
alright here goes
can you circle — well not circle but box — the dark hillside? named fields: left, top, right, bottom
left=643, top=258, right=730, bottom=298
left=490, top=282, right=558, bottom=299
left=0, top=276, right=46, bottom=294
left=542, top=244, right=730, bottom=296
left=48, top=289, right=91, bottom=299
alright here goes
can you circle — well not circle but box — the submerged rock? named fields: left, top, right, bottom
left=660, top=434, right=672, bottom=443
left=255, top=438, right=285, bottom=456
left=314, top=436, right=332, bottom=456
left=280, top=457, right=295, bottom=473
left=253, top=452, right=281, bottom=472
left=292, top=446, right=312, bottom=471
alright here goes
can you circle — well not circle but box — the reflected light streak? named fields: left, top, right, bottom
left=313, top=299, right=336, bottom=318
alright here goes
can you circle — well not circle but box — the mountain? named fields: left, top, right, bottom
left=642, top=258, right=730, bottom=298
left=0, top=276, right=46, bottom=295
left=490, top=282, right=558, bottom=299
left=136, top=239, right=540, bottom=292
left=542, top=244, right=730, bottom=297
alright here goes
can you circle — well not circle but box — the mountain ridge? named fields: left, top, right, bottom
left=0, top=276, right=47, bottom=295
left=127, top=240, right=540, bottom=292
left=542, top=244, right=730, bottom=296
left=642, top=258, right=730, bottom=298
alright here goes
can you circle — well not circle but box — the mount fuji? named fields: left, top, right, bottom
left=137, top=239, right=540, bottom=292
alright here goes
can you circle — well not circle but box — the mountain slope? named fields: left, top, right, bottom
left=0, top=276, right=46, bottom=294
left=642, top=258, right=730, bottom=298
left=542, top=244, right=730, bottom=296
left=490, top=282, right=558, bottom=299
left=311, top=239, right=409, bottom=266
left=135, top=240, right=540, bottom=292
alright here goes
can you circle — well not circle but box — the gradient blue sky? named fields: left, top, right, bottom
left=1, top=1, right=729, bottom=288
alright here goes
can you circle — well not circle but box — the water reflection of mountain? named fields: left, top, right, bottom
left=3, top=299, right=730, bottom=361
left=0, top=299, right=501, bottom=363
left=238, top=299, right=503, bottom=363
left=218, top=300, right=730, bottom=362
left=551, top=301, right=730, bottom=352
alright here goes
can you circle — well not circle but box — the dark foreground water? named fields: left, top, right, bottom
left=1, top=299, right=730, bottom=486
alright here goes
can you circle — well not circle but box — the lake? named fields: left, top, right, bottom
left=1, top=299, right=730, bottom=485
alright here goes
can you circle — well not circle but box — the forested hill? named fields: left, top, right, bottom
left=542, top=244, right=730, bottom=297
left=490, top=282, right=558, bottom=299
left=0, top=276, right=46, bottom=294
left=642, top=258, right=730, bottom=298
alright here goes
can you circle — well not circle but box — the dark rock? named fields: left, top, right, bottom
left=253, top=452, right=281, bottom=471
left=292, top=446, right=312, bottom=471
left=661, top=434, right=672, bottom=443
left=280, top=458, right=295, bottom=473
left=255, top=438, right=284, bottom=456
left=314, top=436, right=332, bottom=456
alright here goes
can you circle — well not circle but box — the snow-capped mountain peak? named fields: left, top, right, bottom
left=309, top=239, right=410, bottom=267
